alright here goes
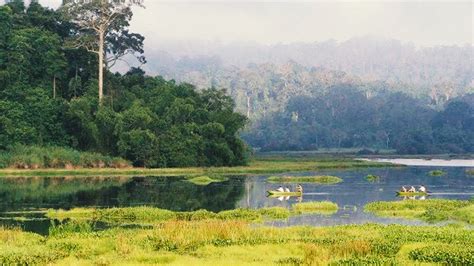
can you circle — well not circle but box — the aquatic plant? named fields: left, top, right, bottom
left=292, top=201, right=338, bottom=215
left=185, top=175, right=228, bottom=185
left=428, top=170, right=446, bottom=176
left=267, top=175, right=342, bottom=184
left=365, top=174, right=380, bottom=182
left=466, top=169, right=474, bottom=175
left=365, top=199, right=473, bottom=224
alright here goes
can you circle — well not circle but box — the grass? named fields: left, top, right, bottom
left=365, top=174, right=380, bottom=182
left=0, top=156, right=395, bottom=177
left=292, top=201, right=338, bottom=215
left=0, top=145, right=130, bottom=169
left=0, top=221, right=472, bottom=265
left=46, top=203, right=340, bottom=224
left=428, top=170, right=447, bottom=176
left=365, top=199, right=474, bottom=224
left=185, top=175, right=228, bottom=186
left=467, top=169, right=474, bottom=175
left=267, top=175, right=343, bottom=184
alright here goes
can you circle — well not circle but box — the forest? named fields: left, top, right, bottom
left=0, top=1, right=247, bottom=168
left=0, top=0, right=473, bottom=171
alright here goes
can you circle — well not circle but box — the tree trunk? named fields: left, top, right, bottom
left=53, top=75, right=56, bottom=99
left=98, top=30, right=104, bottom=105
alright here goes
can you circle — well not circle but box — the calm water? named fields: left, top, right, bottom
left=1, top=166, right=473, bottom=234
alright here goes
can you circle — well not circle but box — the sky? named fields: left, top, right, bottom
left=11, top=0, right=474, bottom=47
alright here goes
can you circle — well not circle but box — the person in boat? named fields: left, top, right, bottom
left=284, top=187, right=291, bottom=193
left=296, top=184, right=303, bottom=193
left=401, top=186, right=407, bottom=192
left=408, top=186, right=416, bottom=192
left=277, top=186, right=284, bottom=192
left=419, top=185, right=427, bottom=193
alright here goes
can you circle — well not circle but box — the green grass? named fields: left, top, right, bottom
left=428, top=170, right=447, bottom=176
left=365, top=174, right=380, bottom=182
left=185, top=175, right=228, bottom=185
left=365, top=199, right=474, bottom=224
left=292, top=201, right=338, bottom=215
left=0, top=156, right=395, bottom=177
left=46, top=203, right=341, bottom=224
left=267, top=175, right=342, bottom=184
left=0, top=145, right=130, bottom=169
left=0, top=220, right=472, bottom=265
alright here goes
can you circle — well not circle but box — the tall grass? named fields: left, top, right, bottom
left=0, top=145, right=130, bottom=169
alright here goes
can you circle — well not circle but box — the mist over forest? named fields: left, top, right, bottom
left=137, top=38, right=474, bottom=154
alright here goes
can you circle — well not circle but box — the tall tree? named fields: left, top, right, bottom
left=60, top=0, right=145, bottom=104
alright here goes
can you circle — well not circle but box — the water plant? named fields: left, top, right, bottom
left=267, top=175, right=342, bottom=184
left=365, top=174, right=380, bottom=182
left=185, top=175, right=228, bottom=185
left=466, top=169, right=474, bottom=175
left=365, top=199, right=474, bottom=224
left=292, top=201, right=338, bottom=215
left=428, top=170, right=446, bottom=176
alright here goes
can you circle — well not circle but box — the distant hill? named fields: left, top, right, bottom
left=137, top=37, right=473, bottom=119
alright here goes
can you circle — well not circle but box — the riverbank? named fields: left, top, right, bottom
left=0, top=157, right=396, bottom=177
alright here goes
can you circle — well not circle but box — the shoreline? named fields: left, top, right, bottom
left=0, top=158, right=396, bottom=177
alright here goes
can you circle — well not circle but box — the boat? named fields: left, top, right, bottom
left=396, top=191, right=429, bottom=196
left=267, top=190, right=302, bottom=197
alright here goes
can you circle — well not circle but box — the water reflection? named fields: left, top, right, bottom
left=0, top=176, right=246, bottom=212
left=0, top=166, right=472, bottom=233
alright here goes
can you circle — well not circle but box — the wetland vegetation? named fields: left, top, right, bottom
left=365, top=199, right=474, bottom=224
left=267, top=175, right=343, bottom=184
left=0, top=214, right=472, bottom=265
left=428, top=170, right=447, bottom=176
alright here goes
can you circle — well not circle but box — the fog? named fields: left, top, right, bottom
left=10, top=0, right=473, bottom=47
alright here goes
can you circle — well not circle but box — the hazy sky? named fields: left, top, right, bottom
left=19, top=1, right=474, bottom=47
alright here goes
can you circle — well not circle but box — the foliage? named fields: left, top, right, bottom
left=243, top=85, right=474, bottom=154
left=0, top=145, right=130, bottom=169
left=365, top=199, right=474, bottom=224
left=267, top=175, right=342, bottom=184
left=0, top=2, right=248, bottom=168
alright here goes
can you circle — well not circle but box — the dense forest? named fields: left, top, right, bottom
left=242, top=88, right=474, bottom=154
left=0, top=1, right=247, bottom=167
left=0, top=0, right=472, bottom=165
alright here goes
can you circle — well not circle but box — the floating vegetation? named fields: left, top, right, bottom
left=365, top=199, right=474, bottom=224
left=267, top=175, right=342, bottom=184
left=466, top=169, right=474, bottom=176
left=292, top=201, right=338, bottom=215
left=365, top=174, right=380, bottom=182
left=428, top=170, right=446, bottom=176
left=46, top=203, right=341, bottom=224
left=186, top=175, right=228, bottom=186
